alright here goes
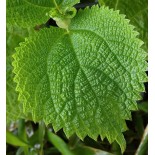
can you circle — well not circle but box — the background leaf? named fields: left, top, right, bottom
left=73, top=146, right=114, bottom=155
left=47, top=130, right=74, bottom=155
left=56, top=0, right=80, bottom=9
left=6, top=0, right=53, bottom=27
left=6, top=130, right=30, bottom=147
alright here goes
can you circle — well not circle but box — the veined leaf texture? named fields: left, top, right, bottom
left=102, top=0, right=148, bottom=51
left=7, top=0, right=80, bottom=28
left=7, top=0, right=147, bottom=152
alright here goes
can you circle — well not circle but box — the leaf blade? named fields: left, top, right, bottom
left=47, top=131, right=74, bottom=155
left=13, top=6, right=147, bottom=152
left=6, top=130, right=29, bottom=147
left=6, top=0, right=52, bottom=27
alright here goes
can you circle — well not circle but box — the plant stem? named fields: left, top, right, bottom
left=47, top=130, right=74, bottom=155
left=115, top=0, right=119, bottom=10
left=18, top=119, right=29, bottom=155
left=52, top=0, right=61, bottom=13
left=135, top=125, right=148, bottom=155
left=39, top=121, right=45, bottom=155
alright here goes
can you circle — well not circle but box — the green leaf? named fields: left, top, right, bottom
left=16, top=147, right=24, bottom=155
left=6, top=0, right=53, bottom=27
left=28, top=129, right=40, bottom=146
left=6, top=26, right=29, bottom=124
left=18, top=119, right=29, bottom=155
left=38, top=121, right=45, bottom=154
left=6, top=130, right=29, bottom=147
left=102, top=0, right=148, bottom=51
left=98, top=0, right=105, bottom=6
left=13, top=6, right=147, bottom=152
left=56, top=0, right=80, bottom=9
left=7, top=0, right=80, bottom=28
left=18, top=119, right=27, bottom=142
left=48, top=0, right=80, bottom=29
left=47, top=131, right=74, bottom=155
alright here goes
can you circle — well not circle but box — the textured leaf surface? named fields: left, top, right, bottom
left=55, top=0, right=80, bottom=9
left=103, top=0, right=148, bottom=51
left=6, top=0, right=53, bottom=27
left=6, top=26, right=29, bottom=124
left=6, top=0, right=80, bottom=28
left=13, top=6, right=147, bottom=152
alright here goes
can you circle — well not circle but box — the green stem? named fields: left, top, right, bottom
left=39, top=121, right=45, bottom=155
left=18, top=119, right=29, bottom=155
left=115, top=0, right=119, bottom=10
left=47, top=130, right=74, bottom=155
left=52, top=0, right=61, bottom=13
left=135, top=125, right=148, bottom=155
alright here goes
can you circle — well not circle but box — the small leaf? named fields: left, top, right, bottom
left=48, top=0, right=80, bottom=29
left=47, top=131, right=74, bottom=155
left=13, top=6, right=147, bottom=152
left=6, top=130, right=29, bottom=147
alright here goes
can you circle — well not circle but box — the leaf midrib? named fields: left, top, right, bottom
left=68, top=28, right=137, bottom=117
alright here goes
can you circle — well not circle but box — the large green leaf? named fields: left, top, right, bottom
left=102, top=0, right=148, bottom=51
left=13, top=6, right=147, bottom=152
left=6, top=26, right=29, bottom=124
